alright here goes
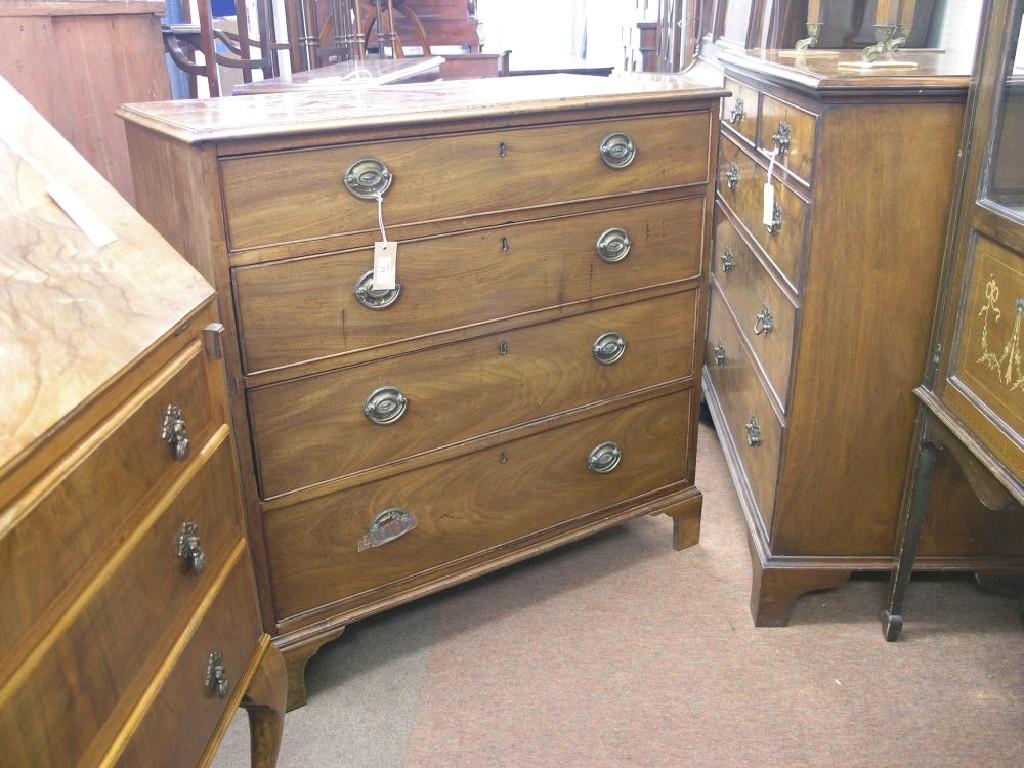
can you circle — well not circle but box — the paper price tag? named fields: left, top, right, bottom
left=762, top=182, right=776, bottom=227
left=373, top=241, right=398, bottom=290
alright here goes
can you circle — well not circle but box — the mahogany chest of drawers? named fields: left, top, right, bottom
left=0, top=77, right=285, bottom=767
left=706, top=49, right=1024, bottom=626
left=119, top=74, right=725, bottom=708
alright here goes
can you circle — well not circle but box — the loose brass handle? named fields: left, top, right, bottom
left=713, top=341, right=727, bottom=366
left=358, top=507, right=418, bottom=551
left=363, top=386, right=408, bottom=425
left=599, top=132, right=637, bottom=169
left=725, top=163, right=739, bottom=191
left=721, top=247, right=735, bottom=273
left=343, top=158, right=393, bottom=199
left=206, top=651, right=229, bottom=698
left=588, top=441, right=623, bottom=474
left=354, top=269, right=401, bottom=310
left=745, top=416, right=763, bottom=447
left=728, top=97, right=745, bottom=125
left=596, top=227, right=632, bottom=263
left=161, top=405, right=190, bottom=461
left=772, top=122, right=792, bottom=155
left=592, top=332, right=627, bottom=366
left=765, top=201, right=782, bottom=235
left=754, top=305, right=775, bottom=336
left=176, top=522, right=206, bottom=574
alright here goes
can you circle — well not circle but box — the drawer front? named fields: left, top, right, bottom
left=712, top=206, right=797, bottom=407
left=114, top=549, right=262, bottom=768
left=757, top=93, right=816, bottom=185
left=0, top=343, right=218, bottom=666
left=946, top=234, right=1024, bottom=474
left=717, top=134, right=807, bottom=289
left=721, top=77, right=759, bottom=145
left=265, top=389, right=691, bottom=620
left=0, top=436, right=243, bottom=768
left=220, top=112, right=711, bottom=251
left=250, top=291, right=696, bottom=498
left=233, top=197, right=705, bottom=373
left=705, top=286, right=782, bottom=531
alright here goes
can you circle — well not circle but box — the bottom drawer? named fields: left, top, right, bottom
left=113, top=547, right=262, bottom=768
left=266, top=390, right=692, bottom=621
left=705, top=285, right=782, bottom=532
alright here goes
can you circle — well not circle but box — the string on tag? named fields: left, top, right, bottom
left=766, top=146, right=778, bottom=183
left=375, top=191, right=388, bottom=244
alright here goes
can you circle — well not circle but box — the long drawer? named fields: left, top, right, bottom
left=249, top=291, right=696, bottom=498
left=265, top=389, right=691, bottom=621
left=717, top=134, right=807, bottom=289
left=712, top=206, right=797, bottom=408
left=233, top=197, right=705, bottom=374
left=705, top=285, right=782, bottom=532
left=0, top=342, right=218, bottom=668
left=220, top=112, right=712, bottom=251
left=112, top=546, right=263, bottom=768
left=0, top=435, right=243, bottom=768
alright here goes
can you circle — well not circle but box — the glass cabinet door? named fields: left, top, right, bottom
left=984, top=5, right=1024, bottom=220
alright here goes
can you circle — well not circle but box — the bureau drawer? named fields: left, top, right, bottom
left=717, top=134, right=807, bottom=289
left=220, top=112, right=711, bottom=251
left=0, top=342, right=219, bottom=667
left=250, top=291, right=696, bottom=498
left=265, top=389, right=691, bottom=620
left=712, top=206, right=797, bottom=407
left=113, top=547, right=262, bottom=768
left=721, top=76, right=759, bottom=145
left=0, top=435, right=244, bottom=768
left=233, top=197, right=705, bottom=374
left=705, top=286, right=782, bottom=532
left=756, top=93, right=816, bottom=185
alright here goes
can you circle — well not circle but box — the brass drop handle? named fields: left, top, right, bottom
left=599, top=132, right=637, bottom=169
left=725, top=163, right=739, bottom=191
left=713, top=341, right=727, bottom=366
left=364, top=386, right=408, bottom=425
left=721, top=247, right=735, bottom=273
left=728, top=97, right=744, bottom=125
left=772, top=122, right=792, bottom=155
left=592, top=332, right=627, bottom=365
left=596, top=227, right=632, bottom=263
left=765, top=201, right=782, bottom=235
left=588, top=441, right=623, bottom=474
left=745, top=416, right=763, bottom=447
left=358, top=507, right=418, bottom=551
left=206, top=651, right=229, bottom=698
left=754, top=305, right=775, bottom=336
left=176, top=522, right=206, bottom=574
left=161, top=405, right=190, bottom=461
left=354, top=269, right=401, bottom=310
left=343, top=158, right=393, bottom=199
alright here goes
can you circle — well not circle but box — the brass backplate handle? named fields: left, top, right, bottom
left=726, top=163, right=740, bottom=191
left=176, top=521, right=206, bottom=574
left=343, top=158, right=393, bottom=199
left=754, top=305, right=775, bottom=336
left=745, top=416, right=763, bottom=447
left=721, top=247, right=735, bottom=273
left=354, top=269, right=402, bottom=309
left=588, top=440, right=623, bottom=474
left=592, top=332, right=627, bottom=365
left=161, top=404, right=190, bottom=461
left=714, top=341, right=727, bottom=366
left=358, top=507, right=418, bottom=551
left=363, top=386, right=408, bottom=425
left=772, top=122, right=792, bottom=155
left=728, top=97, right=744, bottom=125
left=599, top=132, right=637, bottom=169
left=206, top=651, right=229, bottom=698
left=596, top=227, right=632, bottom=263
left=765, top=202, right=782, bottom=235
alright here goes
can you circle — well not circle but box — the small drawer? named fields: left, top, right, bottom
left=757, top=93, right=816, bottom=185
left=0, top=436, right=244, bottom=768
left=712, top=206, right=797, bottom=408
left=249, top=291, right=697, bottom=498
left=113, top=549, right=263, bottom=768
left=705, top=286, right=782, bottom=532
left=233, top=197, right=705, bottom=373
left=220, top=112, right=712, bottom=251
left=265, top=389, right=691, bottom=621
left=717, top=135, right=807, bottom=289
left=0, top=342, right=219, bottom=666
left=721, top=77, right=759, bottom=145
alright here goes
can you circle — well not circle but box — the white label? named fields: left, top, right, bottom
left=762, top=182, right=776, bottom=227
left=372, top=241, right=398, bottom=290
left=47, top=181, right=118, bottom=248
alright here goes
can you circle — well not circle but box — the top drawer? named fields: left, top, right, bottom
left=219, top=112, right=712, bottom=251
left=756, top=93, right=816, bottom=186
left=721, top=77, right=759, bottom=146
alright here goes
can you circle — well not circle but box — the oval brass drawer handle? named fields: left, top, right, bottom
left=344, top=158, right=393, bottom=200
left=358, top=507, right=418, bottom=551
left=745, top=416, right=763, bottom=447
left=176, top=521, right=206, bottom=574
left=592, top=332, right=627, bottom=365
left=765, top=201, right=782, bottom=235
left=161, top=404, right=190, bottom=461
left=206, top=651, right=229, bottom=699
left=754, top=305, right=775, bottom=336
left=599, top=132, right=637, bottom=169
left=713, top=341, right=727, bottom=366
left=596, top=227, right=632, bottom=263
left=354, top=269, right=401, bottom=310
left=725, top=163, right=739, bottom=191
left=588, top=440, right=623, bottom=474
left=721, top=247, right=735, bottom=273
left=364, top=386, right=408, bottom=425
left=728, top=98, right=744, bottom=125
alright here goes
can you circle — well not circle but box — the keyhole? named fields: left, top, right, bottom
left=501, top=237, right=510, bottom=253
left=499, top=452, right=509, bottom=464
left=499, top=341, right=509, bottom=356
left=498, top=142, right=507, bottom=158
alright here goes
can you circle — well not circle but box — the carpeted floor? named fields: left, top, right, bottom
left=212, top=423, right=1024, bottom=768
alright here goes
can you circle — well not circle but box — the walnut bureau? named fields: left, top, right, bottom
left=119, top=74, right=725, bottom=709
left=705, top=49, right=1024, bottom=627
left=0, top=76, right=285, bottom=767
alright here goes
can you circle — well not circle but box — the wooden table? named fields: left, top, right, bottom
left=233, top=55, right=444, bottom=94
